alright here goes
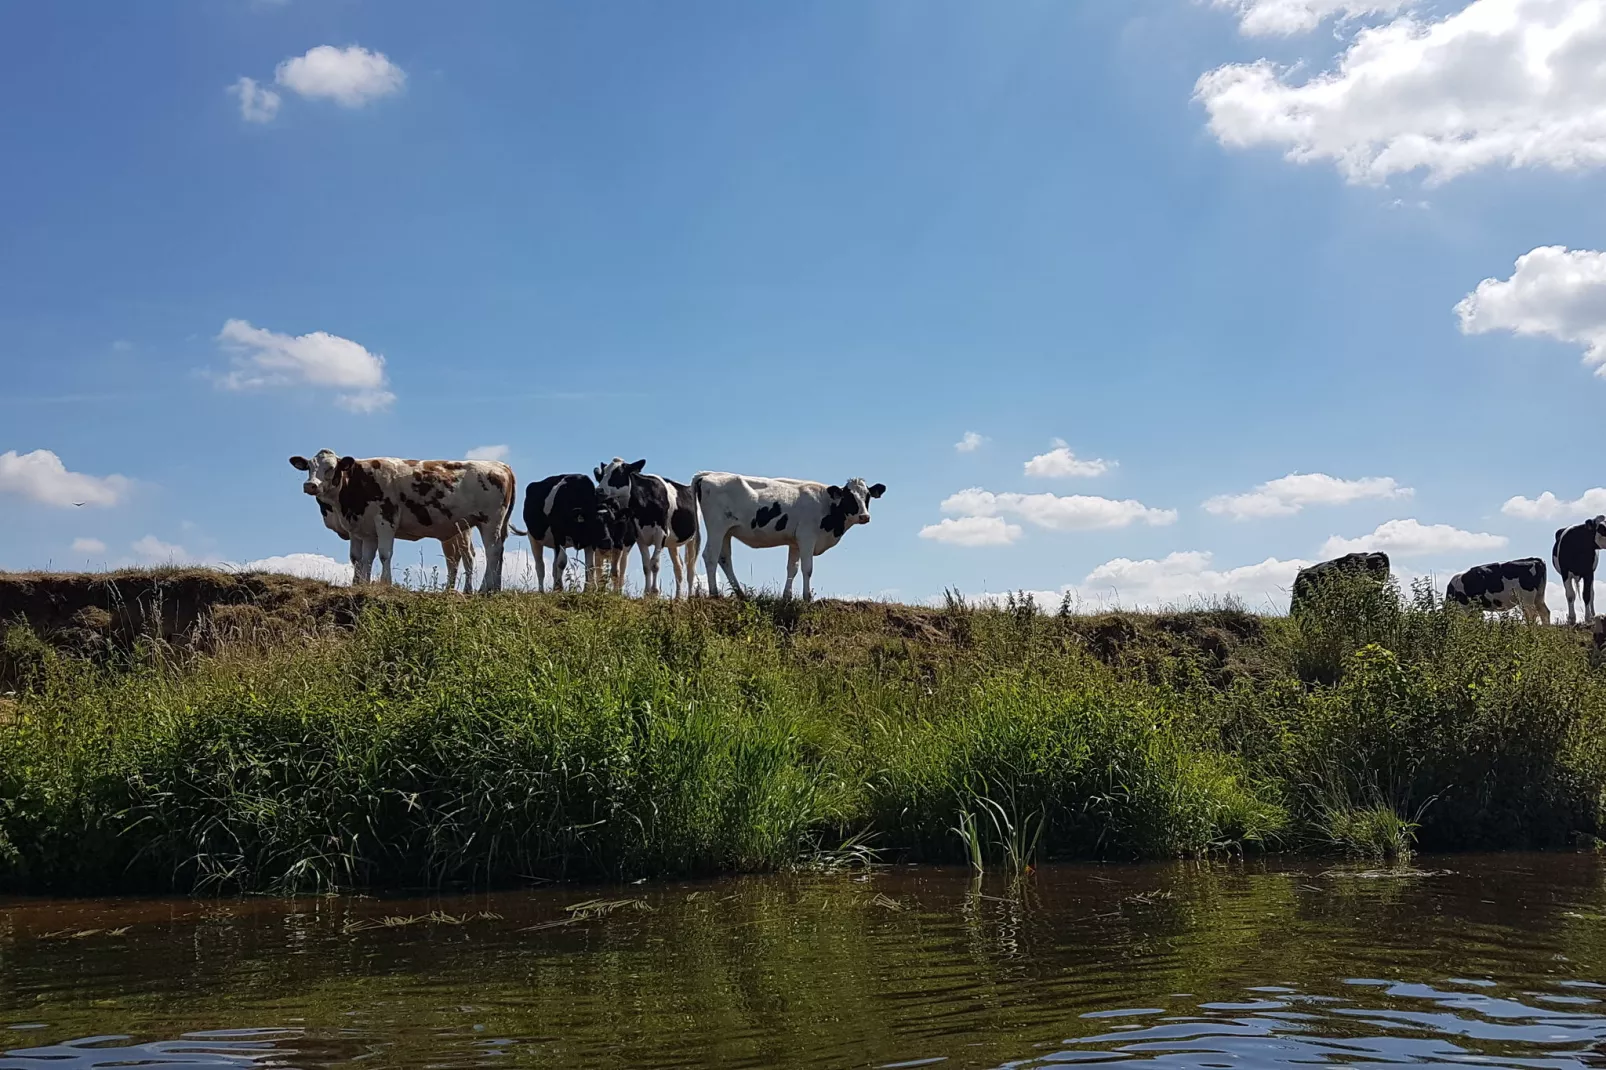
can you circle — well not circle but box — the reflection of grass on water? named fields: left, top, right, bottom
left=3, top=573, right=1606, bottom=893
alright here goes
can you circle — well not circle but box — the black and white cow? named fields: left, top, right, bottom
left=1552, top=516, right=1606, bottom=625
left=1289, top=551, right=1391, bottom=615
left=1446, top=558, right=1551, bottom=624
left=693, top=472, right=885, bottom=601
left=594, top=458, right=701, bottom=599
left=511, top=474, right=636, bottom=592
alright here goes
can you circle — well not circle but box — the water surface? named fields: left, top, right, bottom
left=4, top=853, right=1606, bottom=1069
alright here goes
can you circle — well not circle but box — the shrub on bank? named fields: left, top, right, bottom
left=1, top=577, right=1604, bottom=893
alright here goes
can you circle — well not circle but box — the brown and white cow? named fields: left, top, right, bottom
left=289, top=450, right=516, bottom=592
left=309, top=485, right=477, bottom=593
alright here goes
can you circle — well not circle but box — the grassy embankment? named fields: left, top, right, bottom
left=2, top=568, right=1604, bottom=894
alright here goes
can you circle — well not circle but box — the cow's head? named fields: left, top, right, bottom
left=1589, top=515, right=1606, bottom=548
left=594, top=457, right=646, bottom=503
left=289, top=450, right=350, bottom=499
left=828, top=478, right=887, bottom=529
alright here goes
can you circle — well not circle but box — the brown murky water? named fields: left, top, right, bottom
left=4, top=854, right=1606, bottom=1069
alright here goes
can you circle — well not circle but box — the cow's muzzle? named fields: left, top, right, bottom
left=303, top=482, right=319, bottom=495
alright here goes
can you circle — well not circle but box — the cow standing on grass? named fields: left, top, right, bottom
left=693, top=472, right=885, bottom=600
left=305, top=484, right=477, bottom=593
left=1552, top=516, right=1606, bottom=625
left=289, top=451, right=516, bottom=592
left=1289, top=552, right=1391, bottom=616
left=1446, top=558, right=1551, bottom=624
left=511, top=473, right=637, bottom=593
left=593, top=458, right=701, bottom=599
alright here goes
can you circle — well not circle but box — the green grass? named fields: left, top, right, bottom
left=3, top=571, right=1606, bottom=893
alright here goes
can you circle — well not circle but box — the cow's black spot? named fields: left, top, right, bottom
left=338, top=460, right=385, bottom=524
left=774, top=514, right=787, bottom=532
left=820, top=489, right=860, bottom=538
left=406, top=498, right=433, bottom=528
left=753, top=503, right=783, bottom=529
left=380, top=498, right=398, bottom=525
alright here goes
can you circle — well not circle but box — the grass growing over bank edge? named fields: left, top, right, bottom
left=2, top=573, right=1605, bottom=893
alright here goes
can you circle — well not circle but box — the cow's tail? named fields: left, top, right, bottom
left=499, top=466, right=517, bottom=543
left=691, top=471, right=707, bottom=503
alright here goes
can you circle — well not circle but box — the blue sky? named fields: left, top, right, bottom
left=6, top=0, right=1606, bottom=608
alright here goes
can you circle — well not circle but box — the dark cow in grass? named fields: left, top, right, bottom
left=693, top=471, right=885, bottom=601
left=512, top=474, right=637, bottom=592
left=594, top=457, right=701, bottom=599
left=1289, top=552, right=1391, bottom=616
left=1552, top=516, right=1606, bottom=625
left=1446, top=558, right=1550, bottom=624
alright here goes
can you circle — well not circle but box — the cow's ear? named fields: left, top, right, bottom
left=593, top=466, right=604, bottom=482
left=289, top=455, right=310, bottom=471
left=868, top=483, right=886, bottom=499
left=337, top=455, right=357, bottom=474
left=629, top=459, right=646, bottom=474
left=827, top=485, right=842, bottom=499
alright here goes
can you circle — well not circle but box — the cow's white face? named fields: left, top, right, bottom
left=594, top=457, right=645, bottom=503
left=1592, top=516, right=1606, bottom=548
left=830, top=477, right=886, bottom=529
left=289, top=449, right=343, bottom=498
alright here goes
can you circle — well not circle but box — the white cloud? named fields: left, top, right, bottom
left=1320, top=518, right=1508, bottom=558
left=216, top=318, right=395, bottom=411
left=132, top=535, right=191, bottom=564
left=1023, top=440, right=1112, bottom=479
left=1214, top=0, right=1410, bottom=36
left=940, top=488, right=1177, bottom=531
left=228, top=76, right=281, bottom=123
left=466, top=444, right=509, bottom=462
left=1196, top=0, right=1606, bottom=184
left=0, top=450, right=130, bottom=508
left=918, top=516, right=1024, bottom=547
left=1501, top=488, right=1606, bottom=520
left=1203, top=472, right=1412, bottom=519
left=71, top=538, right=107, bottom=555
left=275, top=45, right=405, bottom=107
left=955, top=431, right=987, bottom=453
left=951, top=551, right=1312, bottom=612
left=239, top=552, right=351, bottom=584
left=1456, top=246, right=1606, bottom=373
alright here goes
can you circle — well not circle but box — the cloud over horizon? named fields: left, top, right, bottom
left=1204, top=472, right=1412, bottom=519
left=215, top=318, right=395, bottom=411
left=0, top=449, right=130, bottom=508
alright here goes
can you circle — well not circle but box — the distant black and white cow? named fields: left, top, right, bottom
left=1446, top=558, right=1551, bottom=624
left=1289, top=551, right=1391, bottom=615
left=289, top=451, right=515, bottom=592
left=693, top=472, right=885, bottom=600
left=594, top=458, right=701, bottom=599
left=511, top=474, right=637, bottom=592
left=1551, top=516, right=1606, bottom=625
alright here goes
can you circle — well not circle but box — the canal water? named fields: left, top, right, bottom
left=4, top=853, right=1606, bottom=1069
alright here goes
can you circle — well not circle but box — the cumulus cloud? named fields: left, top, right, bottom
left=1196, top=0, right=1606, bottom=184
left=466, top=445, right=509, bottom=462
left=1214, top=0, right=1410, bottom=36
left=1320, top=518, right=1508, bottom=558
left=239, top=552, right=351, bottom=584
left=1023, top=440, right=1111, bottom=479
left=918, top=516, right=1024, bottom=547
left=132, top=535, right=190, bottom=564
left=1204, top=472, right=1413, bottom=519
left=275, top=45, right=405, bottom=107
left=955, top=431, right=987, bottom=453
left=216, top=318, right=395, bottom=411
left=954, top=551, right=1312, bottom=613
left=0, top=449, right=130, bottom=508
left=1501, top=488, right=1606, bottom=520
left=71, top=538, right=106, bottom=555
left=1456, top=246, right=1606, bottom=373
left=228, top=76, right=281, bottom=122
left=940, top=488, right=1177, bottom=531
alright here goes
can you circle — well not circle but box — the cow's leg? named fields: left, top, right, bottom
left=1586, top=572, right=1597, bottom=623
left=718, top=533, right=744, bottom=598
left=374, top=522, right=397, bottom=585
left=615, top=549, right=629, bottom=593
left=553, top=546, right=568, bottom=593
left=355, top=538, right=378, bottom=586
left=683, top=532, right=701, bottom=599
left=530, top=536, right=547, bottom=592
left=703, top=526, right=736, bottom=598
left=1565, top=574, right=1580, bottom=625
left=477, top=522, right=503, bottom=594
left=349, top=538, right=368, bottom=586
left=782, top=543, right=800, bottom=599
left=583, top=548, right=598, bottom=591
left=796, top=534, right=817, bottom=602
left=461, top=533, right=477, bottom=594
left=664, top=539, right=684, bottom=600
